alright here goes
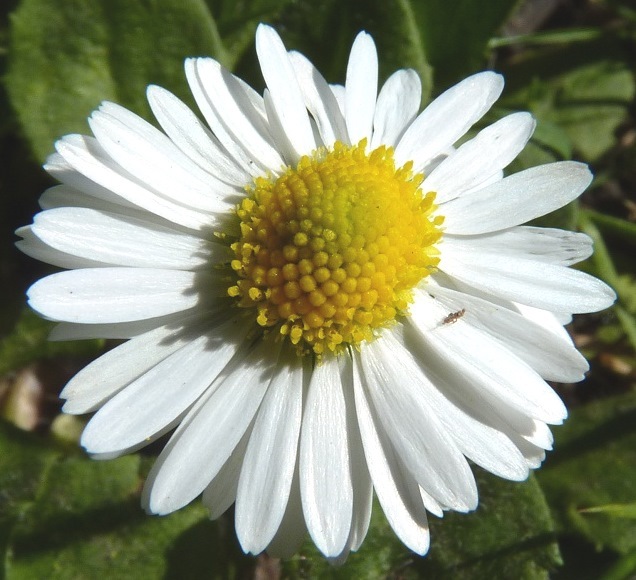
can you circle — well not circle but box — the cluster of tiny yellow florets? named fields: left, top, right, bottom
left=228, top=140, right=443, bottom=355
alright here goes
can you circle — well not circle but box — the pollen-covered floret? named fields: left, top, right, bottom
left=229, top=140, right=443, bottom=354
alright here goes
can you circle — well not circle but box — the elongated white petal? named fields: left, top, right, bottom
left=389, top=330, right=529, bottom=480
left=265, top=466, right=307, bottom=558
left=345, top=32, right=378, bottom=145
left=424, top=112, right=536, bottom=203
left=261, top=89, right=299, bottom=165
left=352, top=355, right=431, bottom=554
left=427, top=282, right=589, bottom=381
left=395, top=72, right=504, bottom=171
left=28, top=268, right=222, bottom=323
left=17, top=226, right=109, bottom=270
left=256, top=24, right=315, bottom=160
left=192, top=58, right=285, bottom=171
left=236, top=351, right=306, bottom=554
left=442, top=162, right=592, bottom=234
left=340, top=357, right=373, bottom=553
left=30, top=207, right=227, bottom=270
left=185, top=58, right=259, bottom=175
left=443, top=227, right=593, bottom=267
left=359, top=337, right=478, bottom=510
left=49, top=311, right=201, bottom=341
left=44, top=156, right=141, bottom=212
left=440, top=248, right=616, bottom=314
left=300, top=356, right=353, bottom=557
left=89, top=103, right=238, bottom=210
left=202, top=429, right=251, bottom=520
left=61, top=320, right=197, bottom=414
left=289, top=51, right=349, bottom=146
left=515, top=302, right=573, bottom=340
left=56, top=135, right=211, bottom=230
left=145, top=339, right=282, bottom=514
left=147, top=85, right=249, bottom=185
left=81, top=317, right=250, bottom=454
left=409, top=291, right=568, bottom=424
left=371, top=69, right=421, bottom=148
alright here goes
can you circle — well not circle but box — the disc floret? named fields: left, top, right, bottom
left=228, top=140, right=443, bottom=355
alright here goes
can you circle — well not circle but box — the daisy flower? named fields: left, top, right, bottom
left=17, top=24, right=615, bottom=559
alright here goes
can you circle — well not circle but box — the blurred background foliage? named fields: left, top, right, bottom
left=1, top=0, right=636, bottom=578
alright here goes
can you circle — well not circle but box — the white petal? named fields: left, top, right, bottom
left=439, top=248, right=616, bottom=314
left=404, top=298, right=560, bottom=458
left=441, top=162, right=592, bottom=234
left=89, top=103, right=238, bottom=210
left=371, top=69, right=421, bottom=149
left=255, top=24, right=316, bottom=160
left=424, top=112, right=536, bottom=203
left=147, top=85, right=249, bottom=185
left=443, top=227, right=594, bottom=266
left=45, top=156, right=141, bottom=212
left=418, top=486, right=444, bottom=517
left=56, top=135, right=211, bottom=230
left=191, top=58, right=285, bottom=171
left=352, top=354, right=430, bottom=554
left=512, top=436, right=548, bottom=468
left=144, top=339, right=282, bottom=514
left=408, top=291, right=568, bottom=424
left=265, top=466, right=307, bottom=558
left=30, top=207, right=227, bottom=270
left=28, top=268, right=221, bottom=323
left=390, top=329, right=528, bottom=481
left=359, top=336, right=478, bottom=511
left=185, top=58, right=260, bottom=175
left=330, top=84, right=346, bottom=117
left=16, top=226, right=108, bottom=270
left=395, top=72, right=504, bottom=171
left=515, top=302, right=573, bottom=340
left=299, top=356, right=353, bottom=557
left=289, top=51, right=349, bottom=147
left=81, top=316, right=251, bottom=455
left=61, top=317, right=200, bottom=413
left=236, top=350, right=306, bottom=554
left=345, top=32, right=378, bottom=145
left=262, top=89, right=299, bottom=165
left=202, top=429, right=251, bottom=520
left=340, top=357, right=373, bottom=553
left=49, top=310, right=199, bottom=341
left=428, top=282, right=589, bottom=382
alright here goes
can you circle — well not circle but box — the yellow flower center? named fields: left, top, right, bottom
left=228, top=140, right=443, bottom=355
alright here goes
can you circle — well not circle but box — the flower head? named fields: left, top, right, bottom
left=17, top=24, right=615, bottom=559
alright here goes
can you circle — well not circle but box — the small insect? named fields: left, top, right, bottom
left=442, top=308, right=466, bottom=325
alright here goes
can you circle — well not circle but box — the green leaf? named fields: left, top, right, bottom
left=586, top=210, right=636, bottom=249
left=419, top=472, right=561, bottom=579
left=489, top=27, right=602, bottom=49
left=537, top=392, right=636, bottom=556
left=501, top=40, right=635, bottom=162
left=581, top=503, right=636, bottom=520
left=282, top=500, right=418, bottom=578
left=276, top=0, right=434, bottom=103
left=0, top=420, right=60, bottom=563
left=579, top=213, right=636, bottom=352
left=6, top=0, right=236, bottom=163
left=0, top=308, right=102, bottom=377
left=0, top=420, right=252, bottom=578
left=205, top=0, right=294, bottom=66
left=600, top=549, right=636, bottom=580
left=411, top=0, right=519, bottom=88
left=283, top=470, right=560, bottom=578
left=278, top=0, right=517, bottom=101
